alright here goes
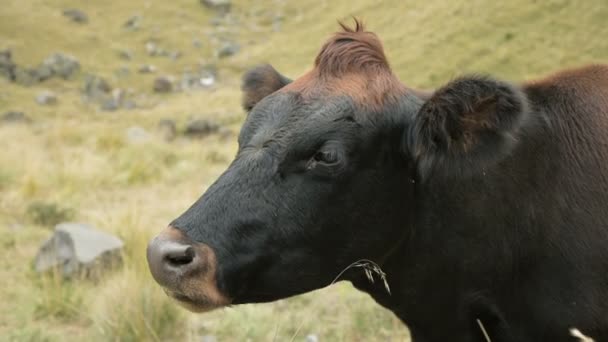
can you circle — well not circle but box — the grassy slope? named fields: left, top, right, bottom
left=1, top=0, right=607, bottom=341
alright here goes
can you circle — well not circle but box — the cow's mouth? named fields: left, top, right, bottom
left=164, top=288, right=230, bottom=313
left=147, top=226, right=232, bottom=313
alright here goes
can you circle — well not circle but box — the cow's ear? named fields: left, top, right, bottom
left=241, top=64, right=292, bottom=111
left=407, top=76, right=528, bottom=179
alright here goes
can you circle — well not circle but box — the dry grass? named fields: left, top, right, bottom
left=1, top=0, right=608, bottom=340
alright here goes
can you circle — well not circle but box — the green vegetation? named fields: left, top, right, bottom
left=1, top=0, right=607, bottom=340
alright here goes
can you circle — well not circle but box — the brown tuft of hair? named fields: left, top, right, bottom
left=281, top=18, right=407, bottom=112
left=314, top=18, right=392, bottom=78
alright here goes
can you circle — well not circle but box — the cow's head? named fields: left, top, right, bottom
left=146, top=21, right=528, bottom=312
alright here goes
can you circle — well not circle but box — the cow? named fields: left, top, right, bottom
left=147, top=20, right=608, bottom=342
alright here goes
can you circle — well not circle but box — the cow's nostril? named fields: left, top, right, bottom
left=165, top=245, right=195, bottom=266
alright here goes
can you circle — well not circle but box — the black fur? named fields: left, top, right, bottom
left=241, top=64, right=292, bottom=111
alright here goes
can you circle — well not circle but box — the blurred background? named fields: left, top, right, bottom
left=1, top=0, right=607, bottom=341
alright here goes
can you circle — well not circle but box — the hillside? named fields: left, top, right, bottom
left=1, top=0, right=607, bottom=341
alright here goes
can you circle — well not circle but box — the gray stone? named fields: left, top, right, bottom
left=34, top=222, right=123, bottom=278
left=42, top=53, right=80, bottom=79
left=83, top=74, right=111, bottom=100
left=124, top=15, right=142, bottom=30
left=200, top=0, right=231, bottom=14
left=305, top=334, right=319, bottom=342
left=193, top=39, right=203, bottom=48
left=0, top=49, right=15, bottom=79
left=145, top=41, right=159, bottom=56
left=13, top=67, right=39, bottom=86
left=153, top=76, right=173, bottom=93
left=126, top=126, right=150, bottom=144
left=63, top=9, right=88, bottom=24
left=1, top=111, right=30, bottom=123
left=184, top=119, right=220, bottom=138
left=34, top=64, right=54, bottom=81
left=158, top=119, right=177, bottom=142
left=200, top=335, right=217, bottom=342
left=138, top=64, right=157, bottom=74
left=36, top=91, right=58, bottom=105
left=117, top=49, right=133, bottom=60
left=217, top=40, right=240, bottom=58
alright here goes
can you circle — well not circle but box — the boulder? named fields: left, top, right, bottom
left=83, top=74, right=111, bottom=101
left=124, top=15, right=142, bottom=30
left=153, top=76, right=173, bottom=93
left=1, top=111, right=30, bottom=124
left=138, top=64, right=157, bottom=74
left=200, top=0, right=231, bottom=14
left=126, top=126, right=150, bottom=144
left=34, top=223, right=123, bottom=278
left=63, top=9, right=89, bottom=24
left=0, top=49, right=16, bottom=80
left=42, top=53, right=80, bottom=79
left=184, top=119, right=220, bottom=138
left=36, top=91, right=58, bottom=105
left=216, top=40, right=240, bottom=58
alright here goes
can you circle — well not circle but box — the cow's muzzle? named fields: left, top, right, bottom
left=146, top=226, right=231, bottom=312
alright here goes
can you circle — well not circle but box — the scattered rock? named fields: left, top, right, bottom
left=126, top=126, right=150, bottom=144
left=42, top=53, right=80, bottom=79
left=193, top=39, right=203, bottom=48
left=36, top=91, right=58, bottom=105
left=63, top=9, right=88, bottom=24
left=184, top=119, right=220, bottom=138
left=305, top=334, right=319, bottom=342
left=1, top=111, right=30, bottom=124
left=200, top=0, right=231, bottom=14
left=168, top=51, right=182, bottom=61
left=138, top=64, right=157, bottom=74
left=200, top=335, right=217, bottom=342
left=145, top=41, right=160, bottom=56
left=180, top=65, right=217, bottom=90
left=83, top=74, right=111, bottom=101
left=153, top=76, right=173, bottom=93
left=0, top=49, right=16, bottom=80
left=117, top=49, right=133, bottom=60
left=216, top=40, right=240, bottom=58
left=124, top=15, right=142, bottom=30
left=13, top=67, right=40, bottom=86
left=34, top=222, right=123, bottom=278
left=158, top=119, right=177, bottom=142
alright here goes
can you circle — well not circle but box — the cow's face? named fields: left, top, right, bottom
left=147, top=23, right=528, bottom=312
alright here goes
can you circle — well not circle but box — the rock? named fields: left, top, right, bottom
left=63, top=9, right=88, bottom=24
left=126, top=126, right=150, bottom=144
left=158, top=119, right=177, bottom=142
left=305, top=334, right=319, bottom=342
left=168, top=51, right=182, bottom=61
left=138, top=64, right=157, bottom=74
left=145, top=41, right=159, bottom=56
left=34, top=222, right=123, bottom=278
left=83, top=75, right=111, bottom=101
left=42, top=53, right=80, bottom=79
left=184, top=119, right=220, bottom=138
left=153, top=76, right=173, bottom=93
left=0, top=49, right=16, bottom=80
left=200, top=0, right=231, bottom=14
left=180, top=66, right=216, bottom=90
left=13, top=67, right=40, bottom=86
left=34, top=64, right=54, bottom=81
left=124, top=15, right=142, bottom=30
left=36, top=91, right=58, bottom=105
left=1, top=111, right=30, bottom=123
left=200, top=335, right=217, bottom=342
left=216, top=40, right=240, bottom=58
left=117, top=49, right=133, bottom=60
left=193, top=39, right=203, bottom=48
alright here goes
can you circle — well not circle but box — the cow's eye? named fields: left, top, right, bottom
left=313, top=150, right=339, bottom=164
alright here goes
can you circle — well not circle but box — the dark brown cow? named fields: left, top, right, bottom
left=147, top=21, right=608, bottom=341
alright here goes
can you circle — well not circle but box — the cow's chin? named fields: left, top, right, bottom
left=164, top=288, right=231, bottom=313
